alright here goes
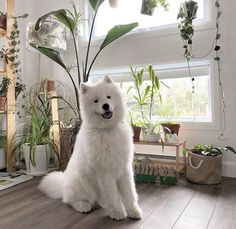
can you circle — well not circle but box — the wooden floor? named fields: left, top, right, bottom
left=0, top=177, right=236, bottom=229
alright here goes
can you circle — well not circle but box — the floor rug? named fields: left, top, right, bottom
left=0, top=172, right=33, bottom=191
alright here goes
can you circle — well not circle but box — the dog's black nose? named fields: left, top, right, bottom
left=102, top=103, right=109, bottom=111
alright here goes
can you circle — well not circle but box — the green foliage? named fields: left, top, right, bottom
left=186, top=144, right=236, bottom=157
left=177, top=0, right=198, bottom=60
left=13, top=90, right=59, bottom=166
left=0, top=77, right=11, bottom=97
left=128, top=65, right=166, bottom=134
left=30, top=1, right=138, bottom=119
left=141, top=0, right=169, bottom=13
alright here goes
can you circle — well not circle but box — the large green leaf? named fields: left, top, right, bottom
left=30, top=44, right=67, bottom=70
left=35, top=9, right=75, bottom=31
left=89, top=0, right=104, bottom=11
left=100, top=23, right=138, bottom=50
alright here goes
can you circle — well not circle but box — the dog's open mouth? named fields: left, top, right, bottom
left=101, top=111, right=113, bottom=119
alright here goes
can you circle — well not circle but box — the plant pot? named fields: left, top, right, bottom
left=47, top=80, right=55, bottom=92
left=0, top=15, right=7, bottom=30
left=132, top=126, right=141, bottom=142
left=140, top=0, right=155, bottom=16
left=144, top=133, right=161, bottom=142
left=186, top=151, right=223, bottom=184
left=0, top=57, right=6, bottom=72
left=0, top=96, right=6, bottom=111
left=165, top=133, right=178, bottom=143
left=161, top=123, right=180, bottom=135
left=23, top=143, right=51, bottom=176
left=0, top=148, right=6, bottom=169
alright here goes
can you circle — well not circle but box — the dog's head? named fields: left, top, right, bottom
left=79, top=76, right=126, bottom=129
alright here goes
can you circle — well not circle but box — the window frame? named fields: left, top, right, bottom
left=90, top=60, right=219, bottom=131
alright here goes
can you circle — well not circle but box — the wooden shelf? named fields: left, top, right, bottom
left=0, top=71, right=7, bottom=76
left=134, top=140, right=186, bottom=147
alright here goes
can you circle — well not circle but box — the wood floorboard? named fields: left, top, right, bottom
left=0, top=176, right=236, bottom=229
left=207, top=207, right=236, bottom=229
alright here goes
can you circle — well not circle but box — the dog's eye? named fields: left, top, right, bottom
left=94, top=99, right=98, bottom=103
left=107, top=96, right=111, bottom=99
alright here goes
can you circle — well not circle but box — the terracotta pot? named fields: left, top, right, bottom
left=132, top=126, right=141, bottom=142
left=0, top=15, right=7, bottom=30
left=161, top=123, right=180, bottom=135
left=0, top=96, right=6, bottom=111
left=47, top=80, right=55, bottom=92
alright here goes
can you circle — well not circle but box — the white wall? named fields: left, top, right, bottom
left=13, top=0, right=236, bottom=177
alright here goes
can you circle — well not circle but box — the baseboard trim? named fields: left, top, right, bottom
left=222, top=161, right=236, bottom=178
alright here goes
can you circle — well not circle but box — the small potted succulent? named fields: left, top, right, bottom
left=141, top=0, right=169, bottom=16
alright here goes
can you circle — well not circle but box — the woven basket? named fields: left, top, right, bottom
left=59, top=127, right=75, bottom=171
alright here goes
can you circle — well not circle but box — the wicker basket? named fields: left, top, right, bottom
left=59, top=127, right=75, bottom=171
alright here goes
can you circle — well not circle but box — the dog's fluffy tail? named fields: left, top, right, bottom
left=38, top=171, right=64, bottom=199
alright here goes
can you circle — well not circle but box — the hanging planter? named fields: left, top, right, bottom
left=141, top=0, right=156, bottom=16
left=141, top=0, right=169, bottom=16
left=27, top=21, right=67, bottom=53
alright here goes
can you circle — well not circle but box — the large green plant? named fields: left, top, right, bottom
left=128, top=65, right=165, bottom=134
left=30, top=1, right=138, bottom=118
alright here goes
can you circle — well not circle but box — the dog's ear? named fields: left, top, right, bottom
left=80, top=83, right=90, bottom=94
left=104, top=75, right=113, bottom=84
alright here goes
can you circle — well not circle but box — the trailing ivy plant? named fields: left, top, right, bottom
left=177, top=0, right=198, bottom=93
left=30, top=1, right=138, bottom=119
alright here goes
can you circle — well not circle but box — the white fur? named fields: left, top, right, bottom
left=39, top=76, right=142, bottom=220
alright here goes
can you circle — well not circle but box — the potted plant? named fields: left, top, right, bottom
left=0, top=48, right=7, bottom=72
left=0, top=77, right=11, bottom=111
left=0, top=11, right=7, bottom=31
left=29, top=2, right=138, bottom=168
left=141, top=0, right=169, bottom=16
left=13, top=90, right=59, bottom=176
left=128, top=65, right=167, bottom=142
left=185, top=144, right=236, bottom=184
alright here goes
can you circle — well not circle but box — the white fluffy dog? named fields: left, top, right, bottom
left=39, top=76, right=142, bottom=220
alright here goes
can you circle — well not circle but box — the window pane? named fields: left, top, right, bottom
left=94, top=0, right=205, bottom=37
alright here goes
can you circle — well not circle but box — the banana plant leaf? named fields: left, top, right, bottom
left=89, top=0, right=105, bottom=11
left=35, top=9, right=75, bottom=32
left=100, top=23, right=138, bottom=50
left=30, top=44, right=67, bottom=70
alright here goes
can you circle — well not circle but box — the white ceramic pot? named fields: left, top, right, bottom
left=0, top=148, right=6, bottom=169
left=144, top=134, right=161, bottom=142
left=23, top=144, right=51, bottom=176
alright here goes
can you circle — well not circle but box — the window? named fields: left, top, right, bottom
left=90, top=61, right=212, bottom=123
left=94, top=0, right=205, bottom=37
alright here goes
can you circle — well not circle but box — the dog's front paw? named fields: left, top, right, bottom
left=127, top=206, right=142, bottom=219
left=107, top=208, right=126, bottom=220
left=71, top=200, right=92, bottom=213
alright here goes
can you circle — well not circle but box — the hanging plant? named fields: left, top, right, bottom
left=177, top=0, right=198, bottom=93
left=141, top=0, right=169, bottom=16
